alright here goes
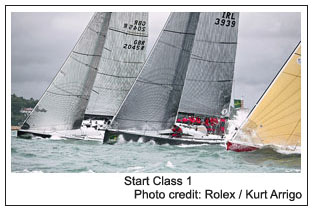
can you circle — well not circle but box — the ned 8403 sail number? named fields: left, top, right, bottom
left=215, top=12, right=236, bottom=27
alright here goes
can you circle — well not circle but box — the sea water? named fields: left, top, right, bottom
left=11, top=130, right=300, bottom=173
left=10, top=111, right=301, bottom=173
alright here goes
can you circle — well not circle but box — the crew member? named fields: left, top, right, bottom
left=195, top=116, right=201, bottom=125
left=182, top=117, right=188, bottom=124
left=220, top=117, right=226, bottom=135
left=204, top=117, right=210, bottom=135
left=171, top=125, right=183, bottom=138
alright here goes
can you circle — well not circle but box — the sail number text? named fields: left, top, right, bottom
left=215, top=12, right=236, bottom=27
left=124, top=20, right=146, bottom=32
left=123, top=40, right=145, bottom=51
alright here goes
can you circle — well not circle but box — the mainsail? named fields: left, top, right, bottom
left=231, top=43, right=301, bottom=149
left=112, top=13, right=200, bottom=131
left=21, top=13, right=112, bottom=131
left=85, top=12, right=148, bottom=118
left=179, top=12, right=239, bottom=117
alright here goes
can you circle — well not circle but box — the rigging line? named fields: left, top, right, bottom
left=193, top=39, right=237, bottom=44
left=285, top=119, right=301, bottom=144
left=100, top=56, right=144, bottom=64
left=294, top=53, right=301, bottom=56
left=255, top=96, right=300, bottom=125
left=256, top=122, right=298, bottom=132
left=252, top=77, right=299, bottom=119
left=97, top=72, right=137, bottom=79
left=87, top=26, right=107, bottom=37
left=137, top=78, right=184, bottom=87
left=158, top=40, right=193, bottom=54
left=257, top=133, right=300, bottom=139
left=72, top=51, right=102, bottom=57
left=185, top=79, right=232, bottom=83
left=91, top=89, right=99, bottom=94
left=92, top=85, right=130, bottom=92
left=108, top=27, right=148, bottom=37
left=51, top=82, right=81, bottom=97
left=256, top=108, right=301, bottom=129
left=73, top=50, right=143, bottom=64
left=163, top=29, right=196, bottom=35
left=46, top=91, right=88, bottom=100
left=190, top=56, right=235, bottom=64
left=70, top=56, right=98, bottom=71
left=283, top=72, right=301, bottom=78
left=116, top=117, right=174, bottom=124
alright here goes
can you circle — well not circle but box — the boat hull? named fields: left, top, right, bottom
left=17, top=130, right=52, bottom=139
left=226, top=141, right=259, bottom=152
left=103, top=129, right=224, bottom=145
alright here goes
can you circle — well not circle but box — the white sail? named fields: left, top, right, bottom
left=179, top=12, right=239, bottom=117
left=21, top=13, right=111, bottom=131
left=85, top=12, right=148, bottom=118
left=111, top=13, right=200, bottom=131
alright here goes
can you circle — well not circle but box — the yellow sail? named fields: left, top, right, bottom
left=233, top=43, right=301, bottom=149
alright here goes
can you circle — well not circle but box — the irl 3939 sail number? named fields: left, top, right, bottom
left=123, top=40, right=145, bottom=51
left=215, top=12, right=236, bottom=27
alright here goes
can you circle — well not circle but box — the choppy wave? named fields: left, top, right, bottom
left=11, top=134, right=301, bottom=173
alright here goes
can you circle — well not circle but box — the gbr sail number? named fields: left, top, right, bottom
left=123, top=40, right=145, bottom=51
left=215, top=12, right=236, bottom=27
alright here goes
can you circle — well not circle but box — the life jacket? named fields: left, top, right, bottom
left=172, top=126, right=183, bottom=137
left=182, top=117, right=188, bottom=123
left=220, top=118, right=226, bottom=127
left=177, top=118, right=182, bottom=123
left=195, top=117, right=201, bottom=124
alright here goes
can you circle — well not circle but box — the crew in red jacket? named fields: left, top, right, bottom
left=176, top=118, right=182, bottom=123
left=204, top=117, right=211, bottom=135
left=195, top=116, right=201, bottom=125
left=182, top=117, right=188, bottom=124
left=171, top=125, right=183, bottom=138
left=220, top=117, right=226, bottom=135
left=189, top=116, right=195, bottom=125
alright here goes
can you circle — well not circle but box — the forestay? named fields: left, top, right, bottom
left=85, top=12, right=148, bottom=117
left=21, top=13, right=111, bottom=131
left=232, top=43, right=301, bottom=148
left=179, top=12, right=239, bottom=117
left=112, top=13, right=200, bottom=131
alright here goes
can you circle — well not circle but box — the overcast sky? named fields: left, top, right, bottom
left=11, top=12, right=301, bottom=109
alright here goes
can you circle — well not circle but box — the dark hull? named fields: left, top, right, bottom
left=103, top=129, right=224, bottom=145
left=17, top=130, right=52, bottom=139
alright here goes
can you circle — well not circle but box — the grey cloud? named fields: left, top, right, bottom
left=11, top=12, right=301, bottom=110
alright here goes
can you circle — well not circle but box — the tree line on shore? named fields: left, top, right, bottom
left=11, top=94, right=38, bottom=126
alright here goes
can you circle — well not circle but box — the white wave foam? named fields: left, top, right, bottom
left=166, top=161, right=175, bottom=168
left=18, top=169, right=44, bottom=173
left=127, top=166, right=144, bottom=172
left=226, top=109, right=249, bottom=139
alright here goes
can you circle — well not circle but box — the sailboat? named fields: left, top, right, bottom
left=17, top=12, right=148, bottom=139
left=103, top=12, right=240, bottom=145
left=226, top=42, right=301, bottom=153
